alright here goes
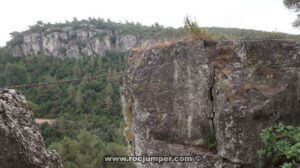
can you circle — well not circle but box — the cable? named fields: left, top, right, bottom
left=0, top=38, right=294, bottom=90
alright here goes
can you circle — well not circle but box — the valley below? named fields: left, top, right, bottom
left=1, top=17, right=300, bottom=168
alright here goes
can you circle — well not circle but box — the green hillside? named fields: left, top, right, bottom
left=206, top=27, right=300, bottom=40
left=1, top=18, right=300, bottom=168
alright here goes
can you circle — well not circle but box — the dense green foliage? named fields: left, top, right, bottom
left=206, top=27, right=300, bottom=41
left=49, top=129, right=135, bottom=168
left=258, top=123, right=300, bottom=168
left=2, top=18, right=300, bottom=168
left=284, top=0, right=300, bottom=27
left=7, top=18, right=300, bottom=48
left=7, top=18, right=182, bottom=47
left=0, top=49, right=126, bottom=119
left=182, top=16, right=296, bottom=42
left=0, top=47, right=133, bottom=167
left=39, top=116, right=127, bottom=146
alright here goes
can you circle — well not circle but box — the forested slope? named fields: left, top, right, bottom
left=1, top=18, right=300, bottom=168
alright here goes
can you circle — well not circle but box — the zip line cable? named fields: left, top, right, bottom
left=0, top=38, right=294, bottom=91
left=0, top=61, right=175, bottom=90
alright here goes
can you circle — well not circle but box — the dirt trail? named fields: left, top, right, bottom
left=35, top=118, right=56, bottom=125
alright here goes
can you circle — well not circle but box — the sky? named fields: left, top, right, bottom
left=0, top=0, right=299, bottom=46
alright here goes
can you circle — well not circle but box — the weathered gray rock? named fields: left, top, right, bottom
left=8, top=24, right=161, bottom=58
left=0, top=89, right=63, bottom=168
left=121, top=39, right=300, bottom=167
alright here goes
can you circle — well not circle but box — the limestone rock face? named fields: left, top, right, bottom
left=0, top=89, right=63, bottom=168
left=121, top=39, right=300, bottom=167
left=8, top=24, right=161, bottom=58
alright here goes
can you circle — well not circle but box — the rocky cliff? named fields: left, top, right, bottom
left=8, top=19, right=300, bottom=59
left=7, top=20, right=175, bottom=58
left=0, top=89, right=63, bottom=168
left=121, top=39, right=300, bottom=167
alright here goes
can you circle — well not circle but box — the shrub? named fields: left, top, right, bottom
left=49, top=130, right=135, bottom=168
left=96, top=32, right=107, bottom=41
left=7, top=31, right=23, bottom=47
left=203, top=130, right=217, bottom=151
left=110, top=35, right=117, bottom=45
left=69, top=34, right=77, bottom=40
left=183, top=16, right=215, bottom=42
left=258, top=123, right=300, bottom=168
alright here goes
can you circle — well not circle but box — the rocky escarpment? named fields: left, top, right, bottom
left=7, top=22, right=166, bottom=58
left=0, top=89, right=63, bottom=168
left=121, top=39, right=300, bottom=167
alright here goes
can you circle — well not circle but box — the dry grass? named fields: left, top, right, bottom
left=255, top=63, right=279, bottom=78
left=237, top=83, right=282, bottom=97
left=123, top=104, right=133, bottom=128
left=127, top=49, right=142, bottom=62
left=217, top=81, right=243, bottom=100
left=252, top=84, right=282, bottom=94
left=132, top=37, right=200, bottom=52
left=212, top=54, right=233, bottom=65
left=218, top=82, right=282, bottom=101
left=124, top=128, right=134, bottom=142
left=170, top=142, right=218, bottom=155
left=211, top=46, right=235, bottom=78
left=219, top=66, right=233, bottom=78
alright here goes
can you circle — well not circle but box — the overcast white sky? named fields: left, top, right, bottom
left=0, top=0, right=299, bottom=46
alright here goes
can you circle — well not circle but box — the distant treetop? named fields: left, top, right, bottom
left=284, top=0, right=300, bottom=27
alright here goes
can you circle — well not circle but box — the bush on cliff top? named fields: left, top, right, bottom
left=258, top=123, right=300, bottom=168
left=183, top=16, right=215, bottom=42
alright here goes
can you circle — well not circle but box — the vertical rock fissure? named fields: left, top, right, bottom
left=209, top=66, right=216, bottom=132
left=87, top=40, right=97, bottom=55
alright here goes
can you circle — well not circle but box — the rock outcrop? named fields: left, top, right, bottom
left=121, top=39, right=300, bottom=167
left=0, top=89, right=63, bottom=168
left=7, top=23, right=163, bottom=58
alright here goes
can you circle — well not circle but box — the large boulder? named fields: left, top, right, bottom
left=0, top=89, right=63, bottom=168
left=121, top=39, right=300, bottom=167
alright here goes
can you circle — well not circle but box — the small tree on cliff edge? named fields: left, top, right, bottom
left=284, top=0, right=300, bottom=27
left=183, top=16, right=215, bottom=41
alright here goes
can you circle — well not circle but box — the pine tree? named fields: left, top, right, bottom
left=49, top=130, right=135, bottom=168
left=284, top=0, right=300, bottom=27
left=4, top=63, right=27, bottom=85
left=183, top=16, right=215, bottom=41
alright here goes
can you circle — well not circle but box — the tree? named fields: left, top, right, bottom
left=37, top=20, right=44, bottom=26
left=9, top=31, right=21, bottom=38
left=4, top=63, right=27, bottom=85
left=183, top=16, right=215, bottom=41
left=104, top=96, right=113, bottom=109
left=104, top=82, right=113, bottom=95
left=284, top=0, right=300, bottom=27
left=49, top=130, right=135, bottom=168
left=7, top=31, right=23, bottom=46
left=74, top=90, right=84, bottom=109
left=72, top=17, right=78, bottom=22
left=258, top=123, right=300, bottom=168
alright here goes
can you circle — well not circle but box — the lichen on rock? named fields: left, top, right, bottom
left=8, top=24, right=162, bottom=58
left=121, top=39, right=300, bottom=167
left=0, top=89, right=63, bottom=168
